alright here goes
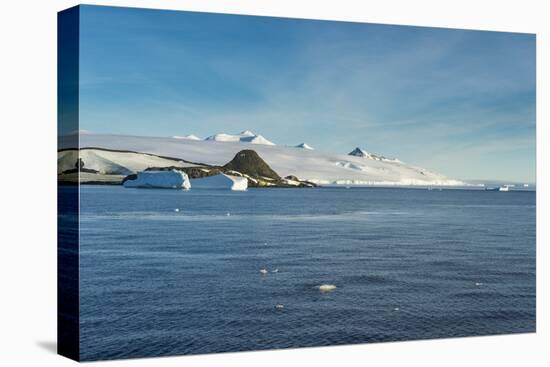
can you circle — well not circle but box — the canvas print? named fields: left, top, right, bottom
left=57, top=5, right=536, bottom=362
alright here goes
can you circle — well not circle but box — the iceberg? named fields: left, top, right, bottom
left=191, top=173, right=248, bottom=191
left=123, top=170, right=191, bottom=189
left=318, top=284, right=337, bottom=292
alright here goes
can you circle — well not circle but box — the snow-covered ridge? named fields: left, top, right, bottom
left=349, top=147, right=402, bottom=163
left=59, top=133, right=465, bottom=186
left=205, top=130, right=275, bottom=145
left=348, top=147, right=367, bottom=157
left=295, top=143, right=314, bottom=150
left=57, top=148, right=199, bottom=175
left=172, top=134, right=201, bottom=140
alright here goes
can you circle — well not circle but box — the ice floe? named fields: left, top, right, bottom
left=318, top=284, right=337, bottom=292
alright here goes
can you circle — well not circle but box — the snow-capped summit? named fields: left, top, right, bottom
left=172, top=134, right=201, bottom=140
left=295, top=143, right=314, bottom=150
left=348, top=147, right=401, bottom=163
left=205, top=131, right=275, bottom=145
left=348, top=147, right=372, bottom=158
left=247, top=135, right=275, bottom=145
left=349, top=147, right=383, bottom=160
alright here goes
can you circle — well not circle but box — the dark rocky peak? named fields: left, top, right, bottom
left=223, top=150, right=280, bottom=180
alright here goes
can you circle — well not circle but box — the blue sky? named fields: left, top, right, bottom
left=78, top=5, right=536, bottom=182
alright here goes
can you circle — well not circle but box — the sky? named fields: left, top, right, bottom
left=77, top=5, right=536, bottom=182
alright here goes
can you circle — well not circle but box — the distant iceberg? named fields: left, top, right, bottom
left=123, top=170, right=191, bottom=189
left=191, top=173, right=248, bottom=191
left=318, top=284, right=337, bottom=292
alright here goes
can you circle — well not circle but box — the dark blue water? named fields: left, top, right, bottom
left=77, top=186, right=536, bottom=361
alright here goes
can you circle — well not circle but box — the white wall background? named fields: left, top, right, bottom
left=0, top=1, right=547, bottom=366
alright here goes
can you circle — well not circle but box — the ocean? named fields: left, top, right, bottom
left=73, top=186, right=535, bottom=360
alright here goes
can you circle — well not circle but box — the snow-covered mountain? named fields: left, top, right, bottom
left=204, top=130, right=275, bottom=145
left=348, top=147, right=371, bottom=158
left=172, top=134, right=201, bottom=140
left=295, top=143, right=314, bottom=150
left=57, top=148, right=198, bottom=175
left=348, top=147, right=401, bottom=163
left=59, top=133, right=465, bottom=186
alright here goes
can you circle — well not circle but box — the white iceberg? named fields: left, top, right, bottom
left=191, top=173, right=248, bottom=191
left=318, top=284, right=337, bottom=292
left=123, top=170, right=191, bottom=189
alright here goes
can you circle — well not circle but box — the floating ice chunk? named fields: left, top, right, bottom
left=174, top=208, right=180, bottom=212
left=275, top=304, right=284, bottom=309
left=475, top=282, right=483, bottom=286
left=260, top=269, right=268, bottom=275
left=226, top=212, right=231, bottom=217
left=272, top=269, right=279, bottom=273
left=123, top=170, right=190, bottom=189
left=394, top=307, right=400, bottom=311
left=191, top=173, right=248, bottom=191
left=318, top=284, right=337, bottom=292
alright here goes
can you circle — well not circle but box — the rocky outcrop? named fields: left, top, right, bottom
left=223, top=150, right=281, bottom=180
